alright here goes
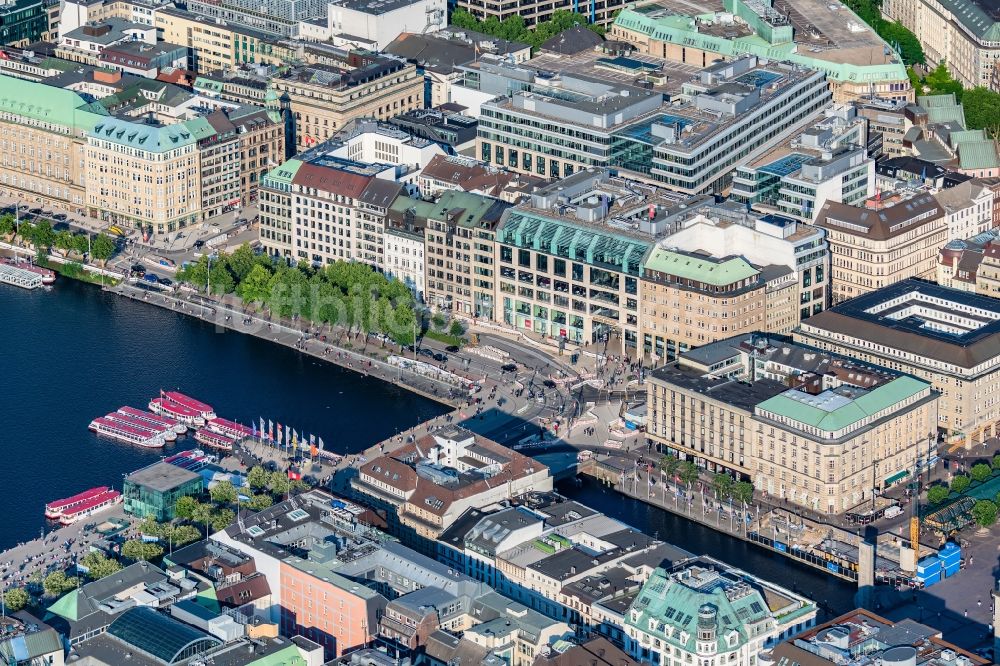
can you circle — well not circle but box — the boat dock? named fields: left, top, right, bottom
left=0, top=262, right=43, bottom=289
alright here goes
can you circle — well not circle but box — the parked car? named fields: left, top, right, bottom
left=158, top=277, right=173, bottom=287
left=131, top=264, right=146, bottom=276
left=445, top=345, right=459, bottom=353
left=433, top=352, right=448, bottom=362
left=143, top=273, right=160, bottom=284
left=501, top=363, right=517, bottom=373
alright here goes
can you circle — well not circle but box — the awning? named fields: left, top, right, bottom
left=884, top=470, right=910, bottom=485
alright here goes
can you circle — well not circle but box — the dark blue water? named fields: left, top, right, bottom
left=0, top=279, right=449, bottom=549
left=560, top=477, right=856, bottom=619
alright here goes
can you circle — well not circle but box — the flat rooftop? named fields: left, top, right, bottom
left=125, top=461, right=200, bottom=492
left=526, top=48, right=698, bottom=96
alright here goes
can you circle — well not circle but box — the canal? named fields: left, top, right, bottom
left=0, top=279, right=449, bottom=549
left=559, top=476, right=857, bottom=618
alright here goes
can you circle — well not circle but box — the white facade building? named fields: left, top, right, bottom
left=329, top=121, right=445, bottom=194
left=934, top=179, right=995, bottom=241
left=326, top=0, right=446, bottom=50
left=384, top=225, right=425, bottom=300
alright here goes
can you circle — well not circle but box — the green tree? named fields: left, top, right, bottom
left=677, top=461, right=699, bottom=487
left=31, top=220, right=54, bottom=252
left=711, top=473, right=733, bottom=499
left=209, top=480, right=238, bottom=505
left=449, top=320, right=465, bottom=338
left=960, top=86, right=1000, bottom=132
left=238, top=264, right=272, bottom=304
left=2, top=587, right=29, bottom=612
left=191, top=501, right=214, bottom=534
left=907, top=67, right=924, bottom=95
left=880, top=21, right=925, bottom=65
left=121, top=539, right=164, bottom=562
left=228, top=244, right=257, bottom=281
left=951, top=473, right=971, bottom=494
left=927, top=484, right=951, bottom=505
left=175, top=495, right=199, bottom=520
left=169, top=525, right=202, bottom=547
left=451, top=8, right=479, bottom=30
left=42, top=571, right=77, bottom=596
left=210, top=508, right=235, bottom=532
left=91, top=233, right=116, bottom=266
left=178, top=255, right=209, bottom=289
left=659, top=454, right=680, bottom=478
left=80, top=551, right=124, bottom=580
left=269, top=470, right=290, bottom=496
left=73, top=233, right=91, bottom=257
left=993, top=453, right=1000, bottom=471
left=14, top=220, right=33, bottom=246
left=971, top=462, right=993, bottom=483
left=924, top=61, right=963, bottom=99
left=209, top=259, right=236, bottom=295
left=247, top=493, right=274, bottom=511
left=0, top=213, right=14, bottom=238
left=247, top=465, right=270, bottom=490
left=431, top=313, right=446, bottom=330
left=972, top=499, right=998, bottom=527
left=732, top=481, right=755, bottom=506
left=54, top=230, right=75, bottom=257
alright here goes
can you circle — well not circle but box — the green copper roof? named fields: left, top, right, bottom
left=626, top=567, right=774, bottom=652
left=958, top=141, right=1000, bottom=170
left=248, top=644, right=308, bottom=666
left=46, top=588, right=81, bottom=622
left=392, top=190, right=510, bottom=229
left=264, top=158, right=303, bottom=186
left=645, top=247, right=759, bottom=285
left=933, top=0, right=1000, bottom=40
left=756, top=375, right=929, bottom=434
left=614, top=9, right=908, bottom=83
left=195, top=585, right=222, bottom=614
left=0, top=74, right=107, bottom=132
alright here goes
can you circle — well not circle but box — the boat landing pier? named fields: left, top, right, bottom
left=0, top=263, right=43, bottom=289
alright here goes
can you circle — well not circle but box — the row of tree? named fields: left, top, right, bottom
left=843, top=0, right=924, bottom=66
left=658, top=455, right=755, bottom=504
left=926, top=455, right=1000, bottom=505
left=450, top=10, right=605, bottom=50
left=177, top=245, right=422, bottom=346
left=0, top=213, right=117, bottom=265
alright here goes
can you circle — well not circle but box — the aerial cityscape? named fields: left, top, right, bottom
left=1, top=0, right=1000, bottom=664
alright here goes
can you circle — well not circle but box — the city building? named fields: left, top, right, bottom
left=610, top=0, right=911, bottom=103
left=385, top=29, right=531, bottom=108
left=418, top=154, right=542, bottom=203
left=769, top=609, right=988, bottom=666
left=384, top=195, right=428, bottom=300
left=123, top=461, right=203, bottom=521
left=328, top=119, right=447, bottom=192
left=815, top=190, right=946, bottom=304
left=640, top=212, right=828, bottom=362
left=795, top=279, right=1000, bottom=447
left=883, top=0, right=1000, bottom=89
left=647, top=334, right=939, bottom=512
left=625, top=556, right=816, bottom=666
left=324, top=0, right=447, bottom=51
left=462, top=591, right=573, bottom=666
left=535, top=637, right=641, bottom=666
left=856, top=98, right=911, bottom=158
left=0, top=612, right=64, bottom=666
left=388, top=108, right=479, bottom=154
left=55, top=18, right=158, bottom=66
left=0, top=0, right=48, bottom=46
left=937, top=228, right=1000, bottom=296
left=906, top=95, right=1000, bottom=177
left=155, top=8, right=281, bottom=74
left=731, top=106, right=874, bottom=222
left=258, top=149, right=405, bottom=266
left=352, top=425, right=552, bottom=550
left=494, top=170, right=681, bottom=352
left=401, top=190, right=510, bottom=317
left=474, top=54, right=831, bottom=193
left=453, top=0, right=626, bottom=28
left=269, top=54, right=423, bottom=153
left=186, top=0, right=325, bottom=38
left=934, top=179, right=996, bottom=241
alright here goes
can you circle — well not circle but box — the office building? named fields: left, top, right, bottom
left=384, top=198, right=427, bottom=301
left=937, top=227, right=1000, bottom=296
left=156, top=8, right=281, bottom=74
left=934, top=179, right=996, bottom=241
left=625, top=556, right=816, bottom=666
left=388, top=108, right=479, bottom=154
left=418, top=154, right=542, bottom=203
left=815, top=190, right=946, bottom=304
left=883, top=0, right=1000, bottom=89
left=611, top=0, right=911, bottom=103
left=352, top=425, right=552, bottom=549
left=647, top=334, right=939, bottom=512
left=123, top=461, right=203, bottom=521
left=640, top=213, right=828, bottom=361
left=495, top=170, right=681, bottom=352
left=770, top=609, right=988, bottom=666
left=0, top=612, right=64, bottom=666
left=731, top=106, right=874, bottom=222
left=324, top=0, right=446, bottom=51
left=453, top=0, right=626, bottom=28
left=795, top=279, right=1000, bottom=447
left=186, top=0, right=324, bottom=38
left=0, top=0, right=48, bottom=45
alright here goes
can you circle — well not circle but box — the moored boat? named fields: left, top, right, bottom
left=162, top=391, right=216, bottom=420
left=118, top=406, right=187, bottom=434
left=58, top=490, right=121, bottom=525
left=45, top=486, right=110, bottom=520
left=205, top=417, right=252, bottom=441
left=88, top=416, right=165, bottom=448
left=194, top=429, right=235, bottom=451
left=103, top=412, right=177, bottom=442
left=1, top=256, right=55, bottom=284
left=149, top=397, right=205, bottom=427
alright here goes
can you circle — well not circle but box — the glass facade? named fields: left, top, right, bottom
left=124, top=474, right=203, bottom=522
left=108, top=608, right=221, bottom=664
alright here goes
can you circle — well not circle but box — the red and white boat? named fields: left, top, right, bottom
left=88, top=416, right=165, bottom=448
left=103, top=412, right=177, bottom=442
left=194, top=429, right=235, bottom=451
left=1, top=256, right=55, bottom=284
left=205, top=417, right=252, bottom=441
left=161, top=391, right=216, bottom=420
left=59, top=489, right=121, bottom=525
left=149, top=397, right=205, bottom=427
left=118, top=406, right=187, bottom=434
left=45, top=486, right=110, bottom=520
